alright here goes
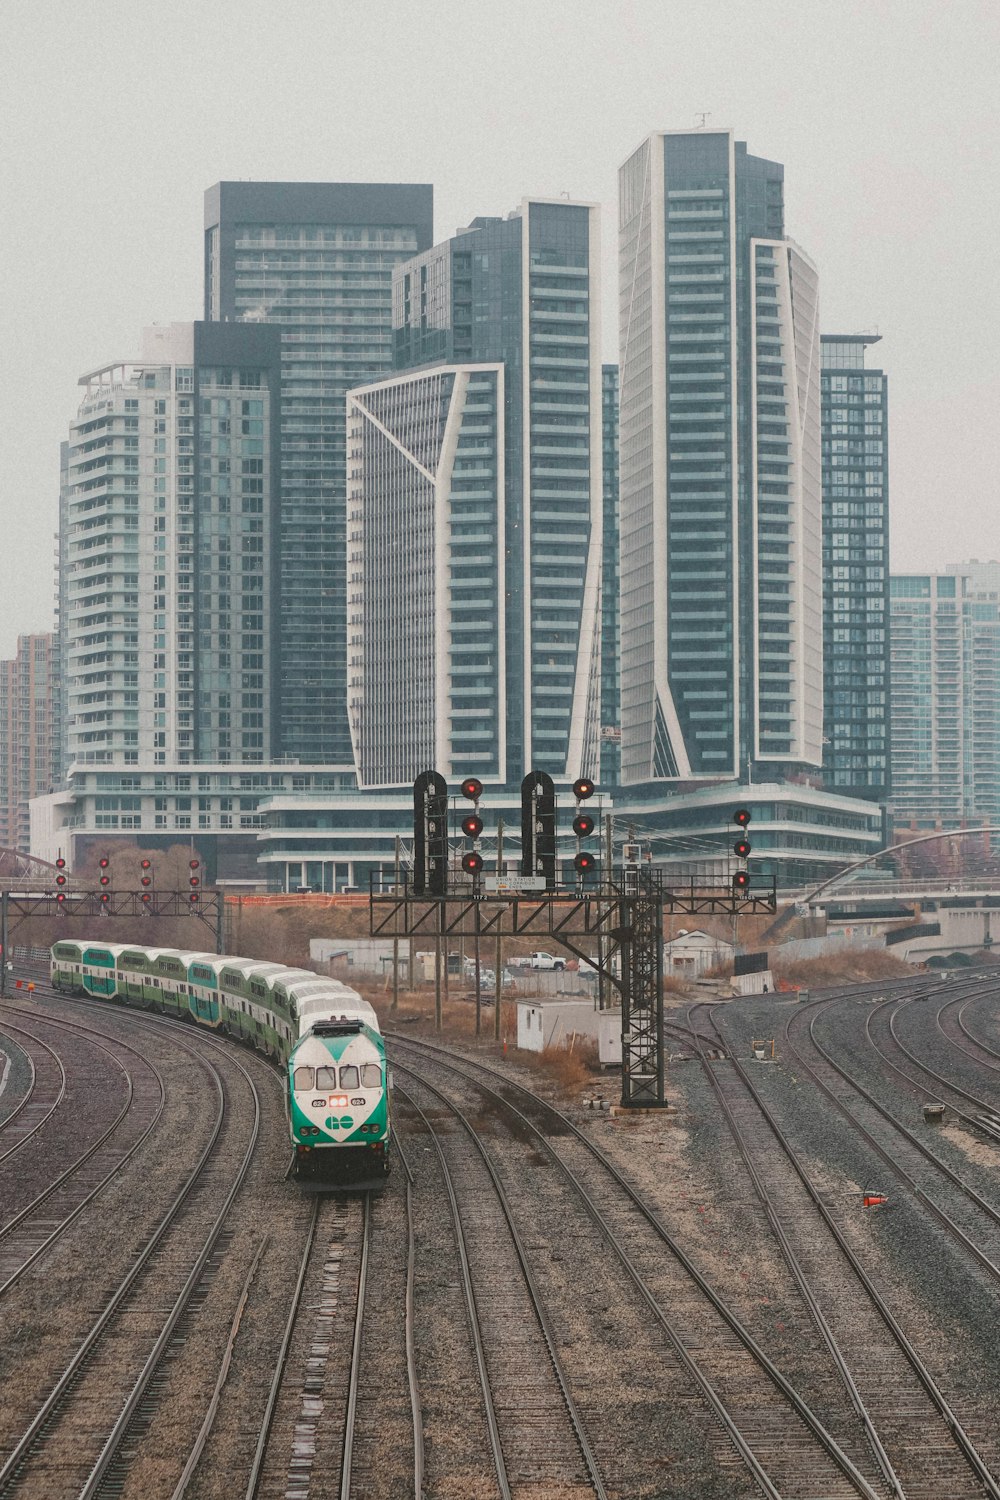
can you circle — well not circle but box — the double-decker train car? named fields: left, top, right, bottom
left=50, top=941, right=390, bottom=1186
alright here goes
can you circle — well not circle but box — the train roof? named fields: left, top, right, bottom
left=297, top=992, right=379, bottom=1030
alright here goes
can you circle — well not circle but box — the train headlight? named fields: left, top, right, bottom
left=299, top=1126, right=310, bottom=1136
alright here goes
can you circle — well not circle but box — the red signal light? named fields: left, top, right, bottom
left=189, top=859, right=200, bottom=870
left=189, top=892, right=200, bottom=904
left=55, top=891, right=66, bottom=903
left=733, top=839, right=751, bottom=859
left=99, top=856, right=109, bottom=869
left=733, top=808, right=751, bottom=827
left=140, top=859, right=151, bottom=869
left=189, top=875, right=200, bottom=888
left=100, top=892, right=110, bottom=904
left=55, top=873, right=67, bottom=886
left=572, top=778, right=596, bottom=801
left=460, top=777, right=483, bottom=802
left=461, top=851, right=483, bottom=875
left=99, top=874, right=110, bottom=886
left=574, top=851, right=596, bottom=873
left=573, top=813, right=595, bottom=838
left=141, top=892, right=152, bottom=904
left=141, top=876, right=152, bottom=887
left=55, top=857, right=66, bottom=869
left=732, top=870, right=750, bottom=892
left=461, top=814, right=484, bottom=839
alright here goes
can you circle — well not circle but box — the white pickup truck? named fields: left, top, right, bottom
left=521, top=951, right=566, bottom=971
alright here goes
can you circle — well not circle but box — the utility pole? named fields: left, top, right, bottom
left=391, top=835, right=401, bottom=1014
left=494, top=818, right=504, bottom=1039
left=599, top=813, right=614, bottom=1007
left=1, top=890, right=8, bottom=997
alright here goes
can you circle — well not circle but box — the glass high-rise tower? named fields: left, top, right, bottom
left=60, top=322, right=282, bottom=771
left=204, top=182, right=434, bottom=765
left=600, top=363, right=621, bottom=787
left=820, top=334, right=889, bottom=801
left=347, top=199, right=603, bottom=790
left=618, top=129, right=822, bottom=787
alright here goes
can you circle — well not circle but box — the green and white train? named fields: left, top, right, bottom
left=50, top=941, right=391, bottom=1185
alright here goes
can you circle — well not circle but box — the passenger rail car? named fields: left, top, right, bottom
left=50, top=941, right=390, bottom=1185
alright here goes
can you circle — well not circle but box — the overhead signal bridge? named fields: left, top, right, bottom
left=376, top=774, right=776, bottom=1109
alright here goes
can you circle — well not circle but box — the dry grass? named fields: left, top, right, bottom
left=521, top=1038, right=600, bottom=1089
left=771, top=947, right=913, bottom=987
left=662, top=974, right=693, bottom=993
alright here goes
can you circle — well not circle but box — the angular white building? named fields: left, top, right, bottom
left=618, top=129, right=823, bottom=786
left=347, top=199, right=604, bottom=793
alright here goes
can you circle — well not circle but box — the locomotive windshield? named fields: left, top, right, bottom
left=362, top=1064, right=382, bottom=1088
left=339, top=1065, right=360, bottom=1089
left=316, top=1066, right=338, bottom=1088
left=293, top=1066, right=314, bottom=1091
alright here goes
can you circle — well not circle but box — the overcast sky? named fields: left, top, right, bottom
left=1, top=0, right=997, bottom=658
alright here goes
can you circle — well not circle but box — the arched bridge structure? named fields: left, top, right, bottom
left=801, top=826, right=1000, bottom=907
left=0, top=848, right=83, bottom=893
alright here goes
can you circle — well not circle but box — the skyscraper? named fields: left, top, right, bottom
left=60, top=322, right=282, bottom=771
left=204, top=182, right=434, bottom=765
left=0, top=634, right=57, bottom=852
left=600, top=363, right=621, bottom=788
left=820, top=334, right=889, bottom=801
left=618, top=129, right=822, bottom=786
left=347, top=199, right=603, bottom=790
left=890, top=570, right=1000, bottom=835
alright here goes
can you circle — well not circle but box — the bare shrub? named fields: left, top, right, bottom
left=771, top=948, right=913, bottom=987
left=522, top=1037, right=600, bottom=1091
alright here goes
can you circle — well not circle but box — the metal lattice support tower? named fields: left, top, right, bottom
left=618, top=887, right=666, bottom=1108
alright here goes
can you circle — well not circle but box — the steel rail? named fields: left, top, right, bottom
left=389, top=1032, right=879, bottom=1500
left=393, top=1134, right=425, bottom=1500
left=0, top=1005, right=260, bottom=1498
left=397, top=1085, right=513, bottom=1500
left=780, top=984, right=1000, bottom=1500
left=80, top=1043, right=262, bottom=1499
left=794, top=992, right=1000, bottom=1281
left=0, top=1015, right=165, bottom=1295
left=0, top=1024, right=63, bottom=1164
left=339, top=1192, right=371, bottom=1500
left=170, top=1235, right=269, bottom=1499
left=397, top=1074, right=609, bottom=1499
left=690, top=1003, right=907, bottom=1498
left=0, top=1035, right=35, bottom=1140
left=244, top=1198, right=321, bottom=1500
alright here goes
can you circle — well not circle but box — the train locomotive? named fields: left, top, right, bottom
left=50, top=941, right=391, bottom=1186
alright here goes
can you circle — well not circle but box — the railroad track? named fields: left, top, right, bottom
left=388, top=1030, right=885, bottom=1500
left=245, top=1165, right=423, bottom=1499
left=786, top=987, right=1000, bottom=1288
left=692, top=997, right=1000, bottom=1500
left=0, top=1022, right=63, bottom=1160
left=0, top=1012, right=165, bottom=1294
left=397, top=1073, right=608, bottom=1499
left=0, top=998, right=263, bottom=1500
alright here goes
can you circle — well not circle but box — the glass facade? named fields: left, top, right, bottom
left=601, top=364, right=621, bottom=787
left=347, top=366, right=505, bottom=785
left=0, top=634, right=57, bottom=851
left=61, top=323, right=281, bottom=773
left=204, top=182, right=434, bottom=765
left=381, top=199, right=602, bottom=791
left=618, top=130, right=823, bottom=787
left=890, top=570, right=1000, bottom=833
left=820, top=335, right=889, bottom=801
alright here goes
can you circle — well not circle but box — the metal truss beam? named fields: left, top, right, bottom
left=0, top=890, right=224, bottom=997
left=369, top=875, right=775, bottom=1110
